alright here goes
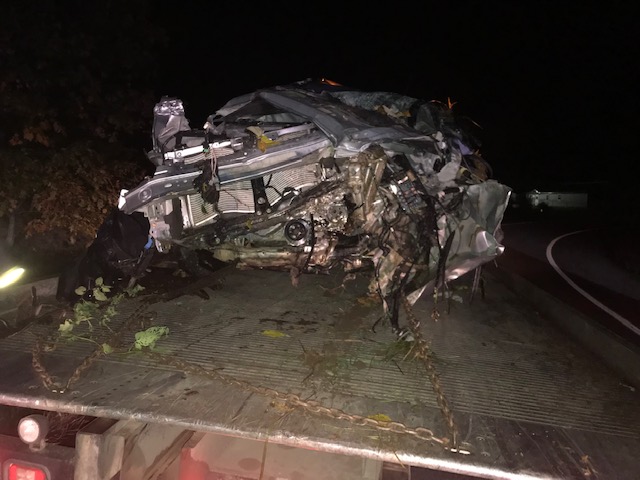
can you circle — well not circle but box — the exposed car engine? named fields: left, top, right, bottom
left=65, top=79, right=511, bottom=334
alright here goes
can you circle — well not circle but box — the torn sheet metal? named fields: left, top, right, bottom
left=73, top=79, right=512, bottom=334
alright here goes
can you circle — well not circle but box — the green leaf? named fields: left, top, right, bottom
left=134, top=326, right=169, bottom=350
left=261, top=329, right=289, bottom=338
left=95, top=277, right=103, bottom=286
left=75, top=286, right=87, bottom=295
left=93, top=289, right=108, bottom=302
left=58, top=319, right=75, bottom=334
left=102, top=343, right=113, bottom=354
left=74, top=300, right=98, bottom=322
left=125, top=284, right=145, bottom=297
left=110, top=293, right=125, bottom=305
left=368, top=413, right=392, bottom=423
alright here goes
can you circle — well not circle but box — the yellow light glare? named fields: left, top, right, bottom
left=320, top=78, right=342, bottom=86
left=0, top=266, right=26, bottom=289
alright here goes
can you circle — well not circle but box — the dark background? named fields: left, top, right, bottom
left=2, top=1, right=638, bottom=204
left=151, top=1, right=637, bottom=194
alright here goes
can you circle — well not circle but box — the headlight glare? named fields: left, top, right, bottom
left=0, top=266, right=25, bottom=289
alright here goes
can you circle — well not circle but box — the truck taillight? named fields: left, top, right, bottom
left=6, top=462, right=48, bottom=480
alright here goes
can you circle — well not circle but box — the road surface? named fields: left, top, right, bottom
left=496, top=213, right=640, bottom=347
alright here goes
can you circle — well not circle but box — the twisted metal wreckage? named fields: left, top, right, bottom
left=67, top=79, right=512, bottom=335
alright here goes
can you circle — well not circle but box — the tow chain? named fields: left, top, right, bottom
left=145, top=351, right=452, bottom=449
left=30, top=291, right=459, bottom=451
left=30, top=274, right=228, bottom=392
left=402, top=294, right=459, bottom=449
left=31, top=300, right=153, bottom=393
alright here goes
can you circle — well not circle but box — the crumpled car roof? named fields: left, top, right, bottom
left=205, top=81, right=487, bottom=190
left=206, top=79, right=510, bottom=267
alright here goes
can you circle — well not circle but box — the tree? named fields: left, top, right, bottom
left=0, top=2, right=165, bottom=254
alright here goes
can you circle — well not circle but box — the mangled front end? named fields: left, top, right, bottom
left=119, top=82, right=511, bottom=332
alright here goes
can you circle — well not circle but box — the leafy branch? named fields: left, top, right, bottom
left=57, top=277, right=165, bottom=354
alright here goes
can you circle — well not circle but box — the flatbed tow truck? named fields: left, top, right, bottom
left=0, top=260, right=638, bottom=479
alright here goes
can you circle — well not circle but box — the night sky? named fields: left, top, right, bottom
left=6, top=2, right=638, bottom=195
left=150, top=2, right=637, bottom=194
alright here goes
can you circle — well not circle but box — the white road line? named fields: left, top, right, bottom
left=546, top=230, right=640, bottom=337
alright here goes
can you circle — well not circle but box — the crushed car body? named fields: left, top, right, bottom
left=66, top=79, right=512, bottom=333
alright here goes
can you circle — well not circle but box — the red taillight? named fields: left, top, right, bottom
left=7, top=462, right=48, bottom=480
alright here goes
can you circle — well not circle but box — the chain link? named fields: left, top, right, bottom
left=145, top=351, right=451, bottom=448
left=32, top=300, right=152, bottom=393
left=30, top=292, right=456, bottom=450
left=402, top=294, right=459, bottom=449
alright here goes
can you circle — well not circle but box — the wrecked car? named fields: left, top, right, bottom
left=60, top=79, right=511, bottom=334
